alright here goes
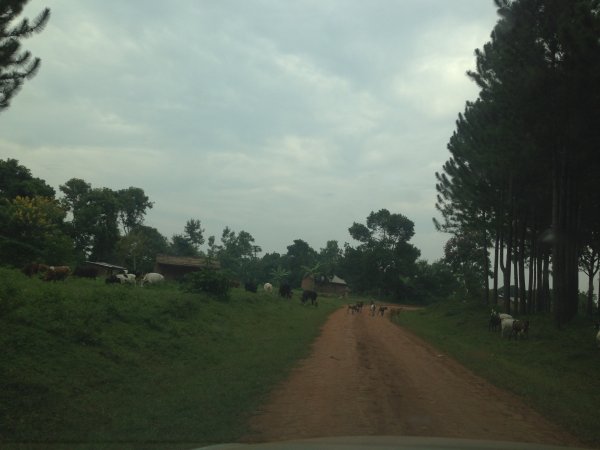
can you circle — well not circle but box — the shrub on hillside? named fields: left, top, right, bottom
left=183, top=269, right=230, bottom=298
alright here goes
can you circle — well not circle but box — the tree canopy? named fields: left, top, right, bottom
left=434, top=0, right=600, bottom=324
left=0, top=1, right=50, bottom=112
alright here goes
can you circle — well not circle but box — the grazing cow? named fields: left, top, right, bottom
left=244, top=281, right=258, bottom=293
left=141, top=272, right=164, bottom=286
left=116, top=273, right=136, bottom=284
left=279, top=283, right=292, bottom=299
left=356, top=301, right=364, bottom=312
left=263, top=282, right=273, bottom=293
left=488, top=310, right=501, bottom=331
left=378, top=306, right=388, bottom=316
left=105, top=274, right=120, bottom=284
left=43, top=266, right=70, bottom=281
left=511, top=319, right=530, bottom=339
left=21, top=263, right=48, bottom=277
left=301, top=290, right=318, bottom=306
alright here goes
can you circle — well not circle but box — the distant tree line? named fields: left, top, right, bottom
left=434, top=0, right=600, bottom=325
left=0, top=158, right=456, bottom=303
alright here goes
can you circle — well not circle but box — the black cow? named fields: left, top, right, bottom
left=105, top=274, right=120, bottom=284
left=279, top=283, right=292, bottom=299
left=301, top=290, right=318, bottom=306
left=244, top=281, right=258, bottom=293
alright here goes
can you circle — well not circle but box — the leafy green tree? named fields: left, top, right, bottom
left=349, top=209, right=415, bottom=248
left=169, top=219, right=205, bottom=257
left=435, top=0, right=600, bottom=324
left=443, top=232, right=487, bottom=300
left=1, top=195, right=72, bottom=265
left=206, top=235, right=219, bottom=258
left=285, top=239, right=317, bottom=287
left=0, top=1, right=50, bottom=111
left=116, top=187, right=153, bottom=235
left=59, top=179, right=120, bottom=261
left=60, top=179, right=156, bottom=263
left=0, top=158, right=54, bottom=200
left=268, top=264, right=290, bottom=286
left=216, top=226, right=261, bottom=280
left=344, top=209, right=420, bottom=299
left=116, top=225, right=168, bottom=273
left=168, top=235, right=196, bottom=257
left=0, top=160, right=72, bottom=265
left=318, top=240, right=342, bottom=278
left=410, top=260, right=458, bottom=304
left=256, top=252, right=283, bottom=283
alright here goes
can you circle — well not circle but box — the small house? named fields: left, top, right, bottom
left=84, top=261, right=127, bottom=277
left=302, top=274, right=350, bottom=297
left=153, top=254, right=220, bottom=280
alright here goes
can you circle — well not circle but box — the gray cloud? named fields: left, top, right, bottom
left=1, top=0, right=499, bottom=260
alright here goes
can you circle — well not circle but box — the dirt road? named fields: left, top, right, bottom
left=243, top=306, right=580, bottom=446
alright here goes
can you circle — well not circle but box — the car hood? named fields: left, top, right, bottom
left=194, top=435, right=588, bottom=450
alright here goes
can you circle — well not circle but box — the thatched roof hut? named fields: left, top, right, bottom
left=153, top=254, right=220, bottom=280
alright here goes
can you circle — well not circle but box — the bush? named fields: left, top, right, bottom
left=183, top=269, right=230, bottom=298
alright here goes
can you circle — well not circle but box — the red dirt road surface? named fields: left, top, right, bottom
left=243, top=306, right=581, bottom=447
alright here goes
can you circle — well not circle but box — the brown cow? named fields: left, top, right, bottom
left=43, top=266, right=71, bottom=281
left=21, top=262, right=48, bottom=277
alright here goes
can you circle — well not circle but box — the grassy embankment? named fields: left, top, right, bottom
left=0, top=267, right=341, bottom=449
left=393, top=301, right=600, bottom=448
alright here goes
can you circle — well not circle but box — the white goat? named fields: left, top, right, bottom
left=501, top=318, right=515, bottom=338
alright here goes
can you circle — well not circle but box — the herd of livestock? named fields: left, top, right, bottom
left=244, top=281, right=319, bottom=306
left=488, top=310, right=530, bottom=340
left=20, top=263, right=599, bottom=345
left=21, top=262, right=164, bottom=286
left=346, top=301, right=402, bottom=318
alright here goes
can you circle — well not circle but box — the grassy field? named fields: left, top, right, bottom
left=0, top=267, right=341, bottom=449
left=393, top=300, right=600, bottom=448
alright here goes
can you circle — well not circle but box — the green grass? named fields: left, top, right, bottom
left=0, top=267, right=341, bottom=449
left=393, top=300, right=600, bottom=448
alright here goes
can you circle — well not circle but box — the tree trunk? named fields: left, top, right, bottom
left=483, top=213, right=490, bottom=306
left=535, top=246, right=543, bottom=312
left=586, top=253, right=596, bottom=316
left=552, top=152, right=579, bottom=326
left=493, top=228, right=500, bottom=307
left=541, top=253, right=551, bottom=312
left=513, top=241, right=519, bottom=312
left=528, top=231, right=535, bottom=314
left=501, top=181, right=513, bottom=314
left=519, top=219, right=527, bottom=315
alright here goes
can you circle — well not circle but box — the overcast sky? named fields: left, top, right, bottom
left=0, top=1, right=500, bottom=261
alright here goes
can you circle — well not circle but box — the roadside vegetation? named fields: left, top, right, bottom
left=0, top=267, right=340, bottom=448
left=393, top=300, right=600, bottom=447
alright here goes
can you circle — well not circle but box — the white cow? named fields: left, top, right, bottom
left=263, top=282, right=273, bottom=293
left=141, top=272, right=164, bottom=286
left=116, top=273, right=136, bottom=284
